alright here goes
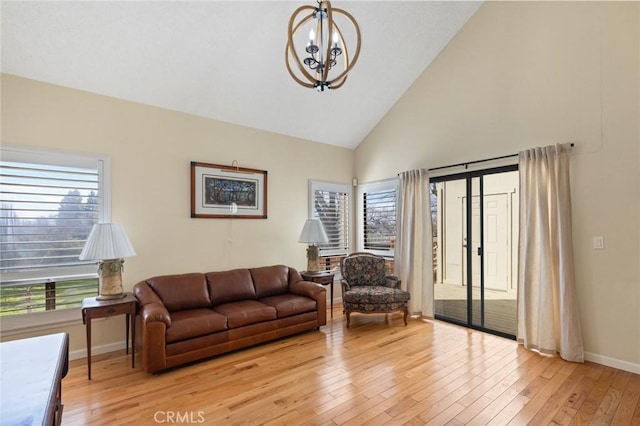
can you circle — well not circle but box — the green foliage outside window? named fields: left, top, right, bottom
left=0, top=278, right=98, bottom=316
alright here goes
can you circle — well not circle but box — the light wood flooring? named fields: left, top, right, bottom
left=62, top=305, right=640, bottom=425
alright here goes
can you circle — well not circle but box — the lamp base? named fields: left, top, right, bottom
left=306, top=245, right=321, bottom=272
left=97, top=259, right=125, bottom=300
left=307, top=259, right=320, bottom=273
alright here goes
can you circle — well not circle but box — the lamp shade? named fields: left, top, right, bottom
left=298, top=219, right=329, bottom=244
left=79, top=223, right=136, bottom=261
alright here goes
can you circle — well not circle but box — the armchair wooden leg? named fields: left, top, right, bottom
left=403, top=308, right=408, bottom=326
left=346, top=311, right=351, bottom=328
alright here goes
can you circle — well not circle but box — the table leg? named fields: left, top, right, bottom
left=130, top=312, right=135, bottom=368
left=85, top=317, right=92, bottom=380
left=125, top=313, right=130, bottom=355
left=330, top=280, right=334, bottom=318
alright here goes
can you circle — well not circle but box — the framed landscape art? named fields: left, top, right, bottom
left=190, top=162, right=268, bottom=219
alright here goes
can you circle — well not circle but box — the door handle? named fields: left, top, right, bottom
left=477, top=246, right=482, bottom=256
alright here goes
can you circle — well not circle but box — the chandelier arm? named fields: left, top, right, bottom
left=287, top=8, right=319, bottom=85
left=286, top=46, right=315, bottom=87
left=285, top=45, right=316, bottom=89
left=325, top=7, right=361, bottom=85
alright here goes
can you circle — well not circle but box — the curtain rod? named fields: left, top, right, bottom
left=427, top=143, right=574, bottom=172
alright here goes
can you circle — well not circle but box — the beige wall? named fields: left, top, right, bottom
left=1, top=74, right=354, bottom=354
left=356, top=2, right=640, bottom=370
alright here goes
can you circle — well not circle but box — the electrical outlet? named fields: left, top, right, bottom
left=593, top=236, right=604, bottom=250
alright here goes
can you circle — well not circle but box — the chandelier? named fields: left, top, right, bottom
left=285, top=1, right=361, bottom=92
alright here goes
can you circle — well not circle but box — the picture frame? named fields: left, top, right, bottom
left=190, top=162, right=268, bottom=219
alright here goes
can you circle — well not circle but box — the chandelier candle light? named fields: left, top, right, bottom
left=79, top=223, right=136, bottom=300
left=286, top=0, right=361, bottom=91
left=298, top=219, right=329, bottom=272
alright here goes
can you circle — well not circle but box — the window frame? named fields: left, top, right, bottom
left=357, top=178, right=399, bottom=258
left=308, top=180, right=352, bottom=257
left=0, top=145, right=111, bottom=334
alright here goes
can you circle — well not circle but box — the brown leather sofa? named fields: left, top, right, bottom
left=134, top=265, right=326, bottom=374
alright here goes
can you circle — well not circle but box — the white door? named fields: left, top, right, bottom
left=462, top=193, right=509, bottom=291
left=483, top=194, right=509, bottom=292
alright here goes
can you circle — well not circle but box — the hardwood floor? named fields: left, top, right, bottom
left=62, top=305, right=640, bottom=425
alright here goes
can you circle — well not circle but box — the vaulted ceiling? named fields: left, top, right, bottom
left=1, top=1, right=482, bottom=149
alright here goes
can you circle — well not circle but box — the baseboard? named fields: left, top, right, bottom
left=69, top=340, right=127, bottom=361
left=584, top=351, right=640, bottom=374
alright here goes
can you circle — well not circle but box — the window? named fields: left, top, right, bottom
left=357, top=179, right=398, bottom=257
left=308, top=181, right=351, bottom=257
left=0, top=145, right=109, bottom=330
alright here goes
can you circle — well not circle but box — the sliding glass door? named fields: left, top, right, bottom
left=431, top=167, right=519, bottom=338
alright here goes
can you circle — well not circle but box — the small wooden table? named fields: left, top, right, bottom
left=81, top=293, right=136, bottom=379
left=0, top=333, right=69, bottom=426
left=301, top=271, right=335, bottom=318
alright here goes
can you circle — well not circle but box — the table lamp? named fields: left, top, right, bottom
left=79, top=223, right=136, bottom=300
left=298, top=219, right=328, bottom=272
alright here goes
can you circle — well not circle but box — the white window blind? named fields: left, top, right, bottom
left=358, top=179, right=398, bottom=256
left=0, top=146, right=108, bottom=318
left=309, top=181, right=351, bottom=256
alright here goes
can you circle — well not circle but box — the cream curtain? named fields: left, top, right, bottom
left=395, top=169, right=434, bottom=317
left=518, top=144, right=584, bottom=362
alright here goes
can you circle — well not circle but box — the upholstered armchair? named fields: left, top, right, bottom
left=340, top=252, right=410, bottom=328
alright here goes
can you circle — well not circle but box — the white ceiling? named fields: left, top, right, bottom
left=1, top=1, right=482, bottom=150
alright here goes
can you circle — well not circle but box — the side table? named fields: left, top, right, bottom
left=81, top=292, right=137, bottom=379
left=301, top=271, right=335, bottom=318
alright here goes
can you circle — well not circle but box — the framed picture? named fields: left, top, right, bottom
left=190, top=162, right=268, bottom=219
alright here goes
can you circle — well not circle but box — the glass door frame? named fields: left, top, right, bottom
left=430, top=164, right=518, bottom=340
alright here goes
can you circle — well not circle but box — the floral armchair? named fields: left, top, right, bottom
left=340, top=252, right=410, bottom=328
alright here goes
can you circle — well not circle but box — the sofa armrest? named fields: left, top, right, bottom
left=134, top=280, right=163, bottom=305
left=140, top=302, right=172, bottom=327
left=136, top=308, right=169, bottom=374
left=290, top=280, right=326, bottom=300
left=134, top=280, right=171, bottom=373
left=287, top=266, right=327, bottom=299
left=133, top=281, right=171, bottom=326
left=385, top=275, right=401, bottom=289
left=290, top=278, right=327, bottom=326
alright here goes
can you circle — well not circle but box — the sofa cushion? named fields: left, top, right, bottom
left=343, top=286, right=411, bottom=306
left=260, top=294, right=317, bottom=319
left=250, top=265, right=290, bottom=299
left=146, top=273, right=211, bottom=312
left=213, top=301, right=277, bottom=328
left=206, top=269, right=256, bottom=306
left=166, top=309, right=228, bottom=343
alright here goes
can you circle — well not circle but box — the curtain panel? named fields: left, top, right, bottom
left=518, top=144, right=584, bottom=362
left=395, top=169, right=434, bottom=317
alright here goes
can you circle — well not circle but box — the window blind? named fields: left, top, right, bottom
left=310, top=182, right=350, bottom=256
left=1, top=152, right=104, bottom=316
left=362, top=187, right=397, bottom=254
